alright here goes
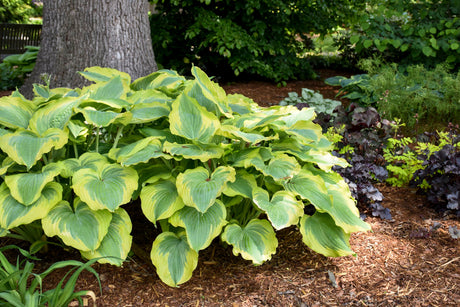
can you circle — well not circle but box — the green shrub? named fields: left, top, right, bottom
left=327, top=62, right=460, bottom=128
left=149, top=0, right=365, bottom=82
left=337, top=0, right=460, bottom=70
left=0, top=0, right=41, bottom=23
left=0, top=46, right=39, bottom=90
left=0, top=66, right=370, bottom=287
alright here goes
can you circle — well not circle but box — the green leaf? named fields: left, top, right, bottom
left=176, top=166, right=236, bottom=213
left=450, top=43, right=459, bottom=50
left=422, top=46, right=433, bottom=57
left=0, top=157, right=15, bottom=176
left=76, top=107, right=132, bottom=127
left=140, top=179, right=185, bottom=224
left=169, top=93, right=221, bottom=143
left=169, top=200, right=227, bottom=251
left=221, top=219, right=278, bottom=265
left=4, top=163, right=61, bottom=206
left=79, top=66, right=131, bottom=85
left=262, top=153, right=301, bottom=181
left=129, top=101, right=171, bottom=124
left=28, top=96, right=83, bottom=135
left=0, top=128, right=68, bottom=170
left=363, top=39, right=373, bottom=49
left=350, top=35, right=360, bottom=45
left=72, top=163, right=138, bottom=212
left=285, top=169, right=370, bottom=233
left=59, top=152, right=108, bottom=178
left=42, top=199, right=112, bottom=252
left=0, top=182, right=62, bottom=230
left=252, top=188, right=303, bottom=230
left=0, top=96, right=35, bottom=129
left=131, top=69, right=186, bottom=93
left=163, top=141, right=225, bottom=162
left=108, top=137, right=168, bottom=166
left=188, top=66, right=232, bottom=118
left=223, top=170, right=258, bottom=199
left=299, top=212, right=354, bottom=257
left=150, top=232, right=198, bottom=287
left=81, top=208, right=132, bottom=266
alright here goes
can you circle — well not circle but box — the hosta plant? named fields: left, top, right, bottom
left=0, top=66, right=370, bottom=287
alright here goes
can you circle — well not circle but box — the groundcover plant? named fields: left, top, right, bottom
left=0, top=66, right=370, bottom=287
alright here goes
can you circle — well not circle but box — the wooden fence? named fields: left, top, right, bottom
left=0, top=23, right=42, bottom=55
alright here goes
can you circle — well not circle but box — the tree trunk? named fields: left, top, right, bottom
left=21, top=0, right=157, bottom=97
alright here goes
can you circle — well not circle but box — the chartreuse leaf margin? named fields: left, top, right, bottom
left=0, top=66, right=370, bottom=288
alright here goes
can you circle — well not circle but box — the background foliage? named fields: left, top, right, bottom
left=149, top=0, right=364, bottom=82
left=0, top=0, right=42, bottom=23
left=337, top=0, right=460, bottom=70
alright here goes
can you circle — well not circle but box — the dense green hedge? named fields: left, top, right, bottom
left=149, top=0, right=365, bottom=82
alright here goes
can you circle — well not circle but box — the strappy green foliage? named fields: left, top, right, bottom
left=0, top=66, right=370, bottom=287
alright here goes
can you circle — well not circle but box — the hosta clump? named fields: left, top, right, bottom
left=0, top=66, right=370, bottom=287
left=411, top=144, right=460, bottom=216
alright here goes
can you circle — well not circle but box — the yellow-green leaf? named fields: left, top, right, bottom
left=150, top=231, right=198, bottom=287
left=0, top=128, right=68, bottom=170
left=42, top=199, right=112, bottom=252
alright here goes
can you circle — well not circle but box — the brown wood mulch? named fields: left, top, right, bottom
left=1, top=69, right=459, bottom=306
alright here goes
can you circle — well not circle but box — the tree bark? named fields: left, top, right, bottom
left=21, top=0, right=157, bottom=97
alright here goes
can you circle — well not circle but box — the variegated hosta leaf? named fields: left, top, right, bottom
left=150, top=231, right=198, bottom=287
left=262, top=153, right=301, bottom=181
left=0, top=128, right=68, bottom=170
left=223, top=170, right=258, bottom=199
left=4, top=163, right=61, bottom=206
left=176, top=166, right=236, bottom=213
left=229, top=147, right=271, bottom=171
left=218, top=125, right=274, bottom=144
left=0, top=182, right=62, bottom=230
left=81, top=75, right=130, bottom=107
left=81, top=208, right=132, bottom=266
left=284, top=121, right=322, bottom=144
left=42, top=199, right=112, bottom=252
left=221, top=219, right=278, bottom=265
left=299, top=212, right=354, bottom=257
left=67, top=120, right=88, bottom=143
left=59, top=152, right=108, bottom=178
left=131, top=69, right=186, bottom=94
left=0, top=96, right=35, bottom=129
left=227, top=94, right=257, bottom=115
left=140, top=127, right=186, bottom=144
left=28, top=96, right=83, bottom=135
left=108, top=137, right=168, bottom=166
left=169, top=93, right=220, bottom=143
left=140, top=179, right=185, bottom=224
left=0, top=157, right=15, bottom=176
left=283, top=169, right=370, bottom=233
left=129, top=101, right=171, bottom=124
left=76, top=107, right=132, bottom=127
left=79, top=66, right=131, bottom=85
left=169, top=200, right=227, bottom=251
left=271, top=138, right=346, bottom=170
left=233, top=109, right=284, bottom=130
left=187, top=66, right=232, bottom=118
left=163, top=141, right=225, bottom=162
left=134, top=163, right=172, bottom=185
left=278, top=106, right=316, bottom=127
left=72, top=163, right=138, bottom=212
left=252, top=188, right=303, bottom=230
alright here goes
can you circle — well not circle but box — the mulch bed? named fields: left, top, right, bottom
left=1, top=69, right=459, bottom=306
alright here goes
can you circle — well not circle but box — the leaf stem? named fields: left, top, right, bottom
left=73, top=142, right=79, bottom=159
left=95, top=126, right=100, bottom=153
left=112, top=125, right=124, bottom=150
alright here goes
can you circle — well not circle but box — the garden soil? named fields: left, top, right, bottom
left=1, top=69, right=459, bottom=306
